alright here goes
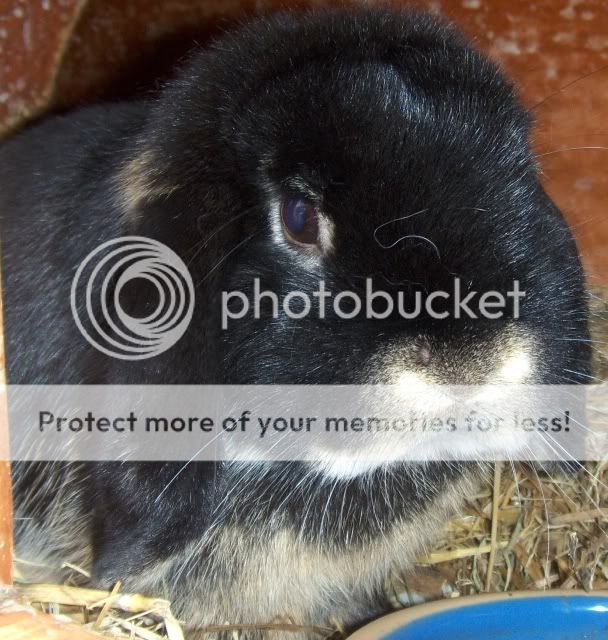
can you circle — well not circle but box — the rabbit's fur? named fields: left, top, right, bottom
left=0, top=8, right=590, bottom=637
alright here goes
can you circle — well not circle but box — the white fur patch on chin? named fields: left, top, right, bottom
left=310, top=453, right=402, bottom=480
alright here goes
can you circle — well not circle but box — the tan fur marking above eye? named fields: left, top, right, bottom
left=116, top=149, right=180, bottom=216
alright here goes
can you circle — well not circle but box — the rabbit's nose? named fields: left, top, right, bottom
left=415, top=343, right=432, bottom=367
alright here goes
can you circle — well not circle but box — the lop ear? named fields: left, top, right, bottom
left=114, top=148, right=182, bottom=221
left=108, top=138, right=248, bottom=379
left=111, top=134, right=247, bottom=289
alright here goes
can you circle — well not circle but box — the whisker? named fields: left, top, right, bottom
left=373, top=209, right=429, bottom=235
left=196, top=231, right=260, bottom=285
left=375, top=233, right=441, bottom=259
left=556, top=338, right=608, bottom=346
left=373, top=209, right=441, bottom=258
left=186, top=209, right=251, bottom=268
left=562, top=369, right=605, bottom=383
left=535, top=430, right=608, bottom=494
left=532, top=62, right=608, bottom=110
left=535, top=146, right=608, bottom=159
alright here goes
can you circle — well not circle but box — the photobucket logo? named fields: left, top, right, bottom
left=71, top=237, right=195, bottom=360
left=222, top=278, right=525, bottom=329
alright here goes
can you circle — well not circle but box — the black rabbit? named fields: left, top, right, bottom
left=0, top=8, right=590, bottom=638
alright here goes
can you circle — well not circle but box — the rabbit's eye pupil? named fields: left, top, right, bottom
left=281, top=197, right=319, bottom=247
left=284, top=199, right=307, bottom=234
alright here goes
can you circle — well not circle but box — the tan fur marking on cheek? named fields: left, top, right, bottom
left=116, top=150, right=180, bottom=214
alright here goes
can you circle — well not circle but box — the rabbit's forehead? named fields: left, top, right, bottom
left=319, top=60, right=411, bottom=112
left=260, top=56, right=516, bottom=147
left=259, top=64, right=526, bottom=212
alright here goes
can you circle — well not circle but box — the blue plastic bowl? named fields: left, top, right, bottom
left=349, top=592, right=608, bottom=640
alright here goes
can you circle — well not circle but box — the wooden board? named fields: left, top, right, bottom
left=0, top=601, right=105, bottom=640
left=0, top=272, right=11, bottom=587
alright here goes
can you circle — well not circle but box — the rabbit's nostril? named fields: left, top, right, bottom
left=416, top=345, right=432, bottom=367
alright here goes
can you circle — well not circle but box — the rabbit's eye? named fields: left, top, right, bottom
left=281, top=198, right=319, bottom=247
